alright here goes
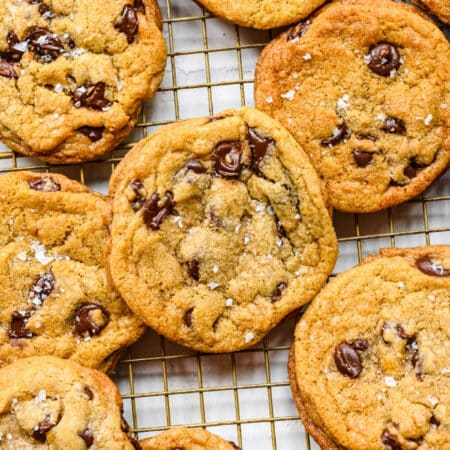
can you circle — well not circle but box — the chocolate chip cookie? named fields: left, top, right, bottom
left=255, top=0, right=450, bottom=213
left=290, top=245, right=450, bottom=449
left=0, top=171, right=144, bottom=371
left=0, top=355, right=140, bottom=448
left=195, top=0, right=327, bottom=29
left=108, top=106, right=338, bottom=353
left=140, top=428, right=241, bottom=450
left=418, top=0, right=450, bottom=24
left=0, top=0, right=166, bottom=163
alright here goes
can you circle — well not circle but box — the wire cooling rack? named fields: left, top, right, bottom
left=0, top=1, right=449, bottom=449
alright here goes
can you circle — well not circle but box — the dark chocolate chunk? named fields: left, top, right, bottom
left=79, top=126, right=104, bottom=142
left=287, top=21, right=309, bottom=41
left=187, top=259, right=200, bottom=281
left=32, top=415, right=56, bottom=443
left=406, top=336, right=423, bottom=381
left=80, top=428, right=94, bottom=447
left=115, top=5, right=139, bottom=44
left=134, top=0, right=145, bottom=13
left=142, top=191, right=175, bottom=230
left=9, top=311, right=33, bottom=339
left=184, top=159, right=207, bottom=174
left=351, top=339, right=369, bottom=351
left=321, top=124, right=351, bottom=147
left=26, top=27, right=64, bottom=62
left=5, top=30, right=24, bottom=62
left=276, top=218, right=287, bottom=238
left=72, top=82, right=112, bottom=110
left=0, top=58, right=17, bottom=79
left=74, top=304, right=109, bottom=338
left=356, top=134, right=377, bottom=142
left=415, top=256, right=449, bottom=277
left=183, top=308, right=194, bottom=328
left=247, top=127, right=274, bottom=169
left=30, top=271, right=55, bottom=307
left=213, top=142, right=242, bottom=178
left=29, top=176, right=61, bottom=192
left=353, top=150, right=373, bottom=168
left=430, top=415, right=440, bottom=427
left=334, top=342, right=362, bottom=378
left=84, top=386, right=94, bottom=400
left=271, top=282, right=287, bottom=302
left=381, top=117, right=406, bottom=135
left=368, top=42, right=401, bottom=77
left=128, top=180, right=147, bottom=212
left=381, top=429, right=401, bottom=450
left=396, top=324, right=410, bottom=340
left=28, top=0, right=56, bottom=18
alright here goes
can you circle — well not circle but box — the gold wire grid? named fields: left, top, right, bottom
left=0, top=1, right=449, bottom=448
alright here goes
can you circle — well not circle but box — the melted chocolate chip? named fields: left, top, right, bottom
left=26, top=27, right=64, bottom=61
left=368, top=42, right=401, bottom=77
left=271, top=282, right=287, bottom=302
left=187, top=259, right=200, bottom=281
left=115, top=5, right=139, bottom=44
left=184, top=159, right=207, bottom=174
left=430, top=415, right=440, bottom=427
left=381, top=117, right=406, bottom=135
left=213, top=142, right=242, bottom=178
left=286, top=21, right=309, bottom=41
left=334, top=342, right=362, bottom=378
left=79, top=126, right=104, bottom=142
left=351, top=339, right=369, bottom=351
left=353, top=150, right=373, bottom=168
left=248, top=127, right=274, bottom=170
left=406, top=336, right=423, bottom=381
left=396, top=324, right=410, bottom=340
left=5, top=30, right=24, bottom=62
left=80, top=428, right=94, bottom=447
left=72, top=83, right=112, bottom=110
left=404, top=164, right=417, bottom=179
left=183, top=308, right=193, bottom=328
left=356, top=134, right=377, bottom=142
left=28, top=0, right=55, bottom=18
left=74, top=304, right=109, bottom=337
left=415, top=256, right=449, bottom=277
left=142, top=191, right=175, bottom=230
left=30, top=271, right=55, bottom=306
left=321, top=124, right=351, bottom=147
left=84, top=386, right=94, bottom=400
left=29, top=176, right=61, bottom=192
left=381, top=429, right=401, bottom=450
left=0, top=58, right=17, bottom=79
left=276, top=218, right=287, bottom=238
left=134, top=0, right=145, bottom=13
left=32, top=415, right=56, bottom=443
left=9, top=311, right=33, bottom=339
left=128, top=180, right=147, bottom=212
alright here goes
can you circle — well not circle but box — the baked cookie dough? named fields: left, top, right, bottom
left=419, top=0, right=450, bottom=24
left=0, top=356, right=140, bottom=448
left=290, top=245, right=450, bottom=449
left=255, top=0, right=450, bottom=213
left=140, top=428, right=241, bottom=450
left=195, top=0, right=327, bottom=29
left=0, top=0, right=166, bottom=163
left=0, top=171, right=144, bottom=371
left=109, top=107, right=337, bottom=353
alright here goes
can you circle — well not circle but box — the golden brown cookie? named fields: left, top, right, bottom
left=0, top=171, right=145, bottom=371
left=140, top=428, right=241, bottom=450
left=290, top=246, right=450, bottom=449
left=0, top=356, right=140, bottom=448
left=0, top=0, right=166, bottom=163
left=255, top=0, right=450, bottom=213
left=419, top=0, right=450, bottom=24
left=195, top=0, right=327, bottom=29
left=108, top=107, right=337, bottom=353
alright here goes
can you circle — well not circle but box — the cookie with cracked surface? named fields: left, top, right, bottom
left=255, top=0, right=450, bottom=213
left=0, top=356, right=140, bottom=448
left=0, top=0, right=166, bottom=163
left=418, top=0, right=450, bottom=24
left=140, top=428, right=241, bottom=450
left=0, top=171, right=144, bottom=371
left=195, top=0, right=327, bottom=29
left=289, top=245, right=450, bottom=450
left=108, top=106, right=338, bottom=353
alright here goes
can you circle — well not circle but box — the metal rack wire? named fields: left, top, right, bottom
left=0, top=1, right=448, bottom=449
